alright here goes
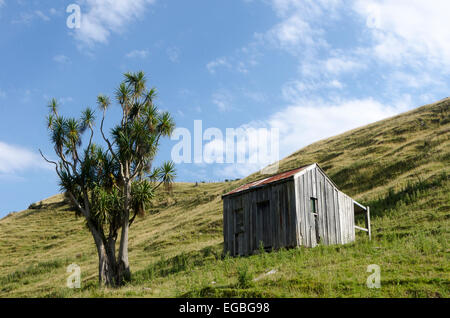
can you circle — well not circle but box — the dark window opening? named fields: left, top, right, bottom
left=310, top=197, right=318, bottom=215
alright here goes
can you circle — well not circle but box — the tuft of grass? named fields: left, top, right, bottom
left=237, top=266, right=254, bottom=289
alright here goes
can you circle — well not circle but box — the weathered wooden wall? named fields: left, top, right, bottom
left=223, top=165, right=356, bottom=256
left=338, top=191, right=356, bottom=244
left=223, top=179, right=297, bottom=256
left=293, top=166, right=355, bottom=247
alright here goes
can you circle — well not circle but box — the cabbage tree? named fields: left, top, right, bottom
left=40, top=71, right=175, bottom=287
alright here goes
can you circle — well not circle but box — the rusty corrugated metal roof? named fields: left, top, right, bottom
left=223, top=165, right=311, bottom=197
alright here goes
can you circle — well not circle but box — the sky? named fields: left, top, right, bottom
left=0, top=0, right=449, bottom=216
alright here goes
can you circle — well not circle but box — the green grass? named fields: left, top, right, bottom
left=0, top=98, right=449, bottom=297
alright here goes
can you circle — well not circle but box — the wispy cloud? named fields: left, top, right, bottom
left=263, top=0, right=342, bottom=55
left=212, top=90, right=233, bottom=112
left=281, top=79, right=343, bottom=102
left=206, top=57, right=231, bottom=74
left=166, top=47, right=180, bottom=63
left=265, top=13, right=324, bottom=53
left=53, top=54, right=71, bottom=64
left=12, top=9, right=52, bottom=24
left=125, top=49, right=149, bottom=59
left=34, top=10, right=50, bottom=21
left=73, top=0, right=156, bottom=48
left=0, top=141, right=50, bottom=176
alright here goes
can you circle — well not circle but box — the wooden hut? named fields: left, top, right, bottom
left=222, top=163, right=371, bottom=256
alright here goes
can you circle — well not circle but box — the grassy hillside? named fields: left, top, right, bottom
left=0, top=98, right=449, bottom=298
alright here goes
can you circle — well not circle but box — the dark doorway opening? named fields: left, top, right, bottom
left=310, top=197, right=320, bottom=244
left=256, top=200, right=272, bottom=251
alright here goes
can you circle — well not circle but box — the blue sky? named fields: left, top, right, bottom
left=0, top=0, right=449, bottom=216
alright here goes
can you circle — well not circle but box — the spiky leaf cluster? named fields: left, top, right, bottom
left=43, top=72, right=176, bottom=238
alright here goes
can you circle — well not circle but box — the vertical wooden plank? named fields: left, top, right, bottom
left=246, top=193, right=249, bottom=255
left=251, top=191, right=256, bottom=253
left=314, top=168, right=322, bottom=244
left=230, top=198, right=235, bottom=256
left=328, top=182, right=336, bottom=245
left=297, top=175, right=305, bottom=247
left=306, top=170, right=314, bottom=247
left=321, top=172, right=328, bottom=245
left=343, top=194, right=350, bottom=243
left=347, top=195, right=352, bottom=243
left=288, top=181, right=296, bottom=247
left=338, top=192, right=345, bottom=244
left=294, top=175, right=303, bottom=247
left=334, top=189, right=341, bottom=245
left=366, top=206, right=372, bottom=241
left=281, top=183, right=286, bottom=247
left=269, top=186, right=274, bottom=250
left=223, top=198, right=228, bottom=254
left=320, top=172, right=330, bottom=245
left=302, top=173, right=310, bottom=247
left=350, top=200, right=355, bottom=242
left=285, top=182, right=289, bottom=247
left=308, top=171, right=314, bottom=247
left=274, top=184, right=279, bottom=249
left=245, top=192, right=250, bottom=255
left=284, top=182, right=289, bottom=247
left=285, top=182, right=290, bottom=247
left=273, top=185, right=278, bottom=250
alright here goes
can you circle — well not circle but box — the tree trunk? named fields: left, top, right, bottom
left=117, top=179, right=131, bottom=284
left=117, top=220, right=130, bottom=284
left=89, top=222, right=118, bottom=287
left=98, top=244, right=117, bottom=287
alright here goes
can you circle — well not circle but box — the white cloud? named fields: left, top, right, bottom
left=270, top=0, right=342, bottom=18
left=11, top=12, right=34, bottom=24
left=125, top=49, right=149, bottom=59
left=212, top=91, right=233, bottom=112
left=388, top=71, right=444, bottom=89
left=53, top=54, right=71, bottom=64
left=264, top=12, right=323, bottom=55
left=12, top=9, right=52, bottom=24
left=208, top=0, right=339, bottom=76
left=73, top=0, right=156, bottom=47
left=267, top=98, right=404, bottom=159
left=282, top=79, right=343, bottom=102
left=263, top=0, right=343, bottom=55
left=323, top=57, right=365, bottom=74
left=206, top=57, right=231, bottom=74
left=299, top=52, right=368, bottom=79
left=243, top=90, right=267, bottom=103
left=0, top=88, right=5, bottom=98
left=0, top=142, right=49, bottom=175
left=35, top=10, right=50, bottom=21
left=211, top=97, right=407, bottom=178
left=354, top=0, right=450, bottom=69
left=0, top=0, right=5, bottom=8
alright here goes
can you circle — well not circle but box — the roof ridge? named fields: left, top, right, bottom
left=222, top=163, right=315, bottom=197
